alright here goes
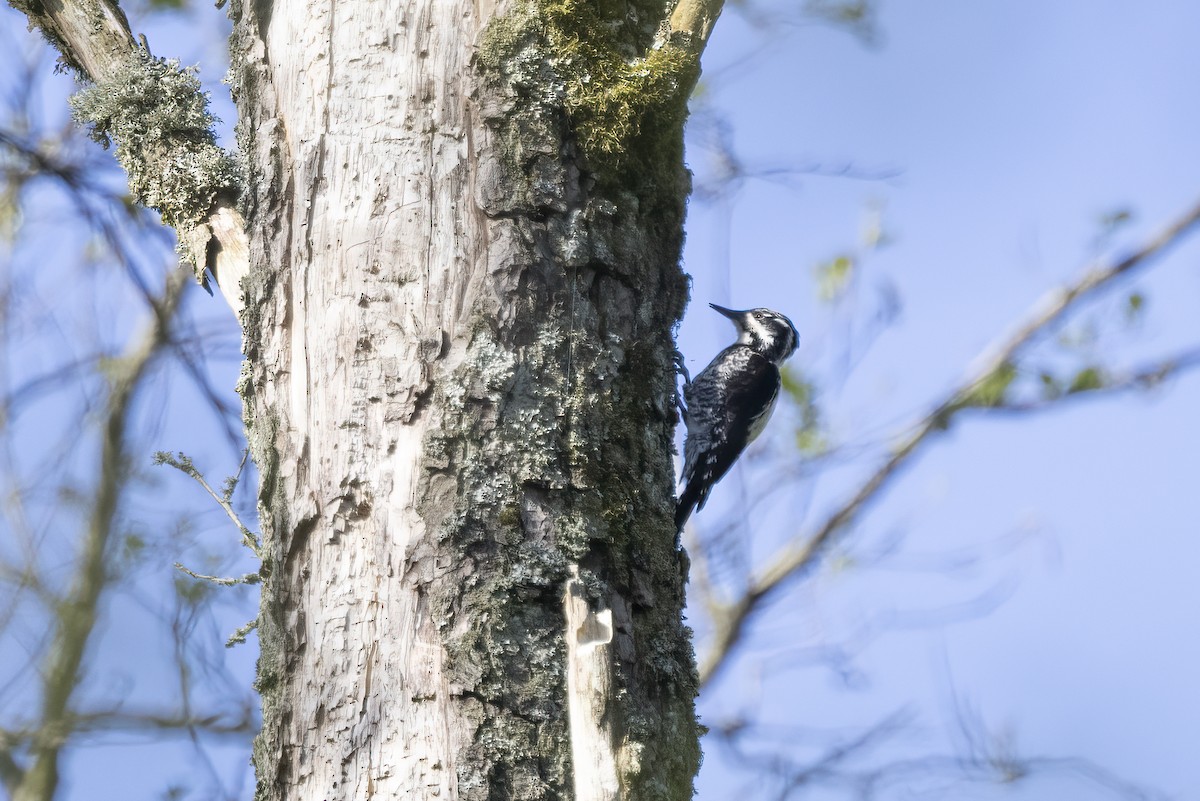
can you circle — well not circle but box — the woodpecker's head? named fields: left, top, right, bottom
left=710, top=303, right=799, bottom=365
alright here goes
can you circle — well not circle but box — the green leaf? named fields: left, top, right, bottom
left=1124, top=292, right=1146, bottom=323
left=781, top=367, right=828, bottom=455
left=780, top=367, right=812, bottom=404
left=815, top=255, right=855, bottom=302
left=960, top=362, right=1017, bottom=408
left=795, top=427, right=829, bottom=456
left=1067, top=366, right=1106, bottom=394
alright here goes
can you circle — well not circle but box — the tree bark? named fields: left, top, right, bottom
left=230, top=0, right=703, bottom=797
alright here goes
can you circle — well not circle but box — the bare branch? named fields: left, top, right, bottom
left=173, top=562, right=261, bottom=587
left=0, top=747, right=22, bottom=796
left=698, top=195, right=1200, bottom=687
left=11, top=271, right=186, bottom=801
left=154, top=451, right=261, bottom=555
left=984, top=347, right=1200, bottom=414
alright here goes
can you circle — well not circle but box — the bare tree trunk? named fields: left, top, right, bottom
left=230, top=0, right=704, bottom=797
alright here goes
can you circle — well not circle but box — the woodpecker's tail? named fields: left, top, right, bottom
left=675, top=481, right=703, bottom=532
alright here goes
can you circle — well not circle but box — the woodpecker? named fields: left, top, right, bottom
left=676, top=304, right=799, bottom=531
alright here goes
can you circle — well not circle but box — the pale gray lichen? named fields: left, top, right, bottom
left=70, top=49, right=241, bottom=272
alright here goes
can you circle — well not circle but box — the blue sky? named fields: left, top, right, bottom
left=2, top=1, right=1199, bottom=799
left=684, top=2, right=1200, bottom=799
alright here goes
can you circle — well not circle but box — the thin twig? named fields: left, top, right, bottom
left=173, top=563, right=261, bottom=587
left=155, top=452, right=260, bottom=554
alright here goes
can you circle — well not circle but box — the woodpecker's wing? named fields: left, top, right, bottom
left=679, top=346, right=780, bottom=520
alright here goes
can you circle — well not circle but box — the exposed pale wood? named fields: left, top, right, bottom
left=184, top=204, right=248, bottom=318
left=564, top=567, right=620, bottom=801
left=664, top=0, right=727, bottom=51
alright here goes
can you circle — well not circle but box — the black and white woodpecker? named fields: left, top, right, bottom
left=676, top=304, right=799, bottom=531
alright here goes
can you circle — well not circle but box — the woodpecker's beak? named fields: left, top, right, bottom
left=709, top=303, right=749, bottom=321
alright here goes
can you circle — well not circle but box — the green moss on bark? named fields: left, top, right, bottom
left=476, top=0, right=698, bottom=193
left=424, top=303, right=698, bottom=799
left=462, top=4, right=701, bottom=785
left=541, top=0, right=695, bottom=159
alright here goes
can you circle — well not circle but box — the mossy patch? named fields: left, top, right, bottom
left=541, top=0, right=695, bottom=162
left=477, top=0, right=698, bottom=180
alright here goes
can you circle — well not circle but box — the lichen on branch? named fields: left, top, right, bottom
left=70, top=49, right=241, bottom=276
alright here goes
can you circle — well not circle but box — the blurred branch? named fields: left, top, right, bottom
left=4, top=123, right=244, bottom=440
left=11, top=271, right=186, bottom=801
left=698, top=194, right=1200, bottom=687
left=0, top=746, right=21, bottom=796
left=773, top=711, right=909, bottom=799
left=688, top=113, right=900, bottom=202
left=709, top=697, right=1165, bottom=801
left=710, top=710, right=912, bottom=800
left=0, top=130, right=91, bottom=188
left=985, top=347, right=1200, bottom=414
left=853, top=714, right=1171, bottom=801
left=1, top=704, right=255, bottom=752
left=69, top=707, right=256, bottom=737
left=2, top=125, right=171, bottom=304
left=846, top=752, right=1169, bottom=801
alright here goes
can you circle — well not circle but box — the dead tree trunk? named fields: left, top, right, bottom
left=230, top=0, right=715, bottom=797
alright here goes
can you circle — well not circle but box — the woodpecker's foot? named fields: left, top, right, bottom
left=673, top=349, right=692, bottom=386
left=672, top=350, right=690, bottom=415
